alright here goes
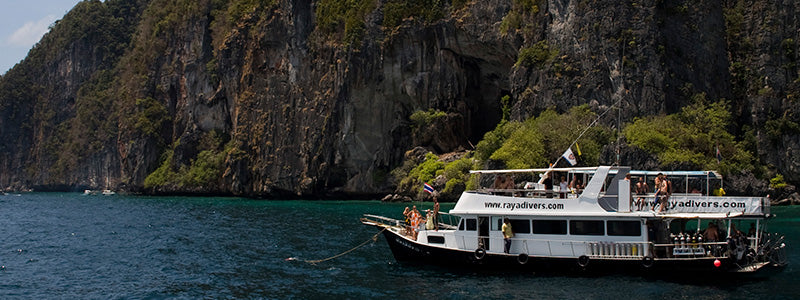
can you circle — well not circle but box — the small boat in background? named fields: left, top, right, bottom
left=83, top=189, right=115, bottom=195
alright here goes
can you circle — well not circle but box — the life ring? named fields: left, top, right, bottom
left=577, top=255, right=590, bottom=268
left=641, top=256, right=654, bottom=268
left=474, top=248, right=486, bottom=260
left=517, top=253, right=529, bottom=265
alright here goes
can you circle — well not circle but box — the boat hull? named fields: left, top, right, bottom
left=374, top=225, right=783, bottom=276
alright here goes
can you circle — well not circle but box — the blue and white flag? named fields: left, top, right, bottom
left=423, top=182, right=435, bottom=194
left=562, top=147, right=578, bottom=166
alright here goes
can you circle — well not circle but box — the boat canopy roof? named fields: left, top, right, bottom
left=455, top=166, right=766, bottom=217
left=659, top=212, right=745, bottom=219
left=469, top=167, right=597, bottom=174
left=470, top=166, right=721, bottom=179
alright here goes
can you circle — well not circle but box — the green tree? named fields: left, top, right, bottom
left=409, top=108, right=447, bottom=129
left=486, top=105, right=610, bottom=169
left=516, top=40, right=558, bottom=69
left=441, top=155, right=475, bottom=198
left=474, top=121, right=521, bottom=162
left=315, top=0, right=376, bottom=46
left=490, top=120, right=546, bottom=169
left=623, top=97, right=754, bottom=174
left=133, top=97, right=170, bottom=140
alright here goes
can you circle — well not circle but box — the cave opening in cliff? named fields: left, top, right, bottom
left=462, top=58, right=506, bottom=147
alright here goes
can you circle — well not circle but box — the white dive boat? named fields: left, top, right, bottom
left=362, top=166, right=787, bottom=275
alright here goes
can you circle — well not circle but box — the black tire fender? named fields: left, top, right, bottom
left=578, top=255, right=590, bottom=268
left=641, top=256, right=654, bottom=268
left=517, top=253, right=529, bottom=265
left=474, top=248, right=486, bottom=260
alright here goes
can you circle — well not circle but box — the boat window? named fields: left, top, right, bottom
left=466, top=218, right=477, bottom=231
left=532, top=220, right=567, bottom=235
left=510, top=219, right=531, bottom=234
left=493, top=218, right=531, bottom=233
left=458, top=219, right=464, bottom=231
left=570, top=220, right=605, bottom=235
left=493, top=216, right=503, bottom=231
left=427, top=236, right=445, bottom=244
left=607, top=220, right=641, bottom=236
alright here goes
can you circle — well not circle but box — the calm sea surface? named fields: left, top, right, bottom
left=0, top=193, right=798, bottom=299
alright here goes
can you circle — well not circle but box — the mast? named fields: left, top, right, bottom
left=615, top=43, right=624, bottom=166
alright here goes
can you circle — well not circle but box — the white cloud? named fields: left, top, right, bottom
left=7, top=15, right=57, bottom=47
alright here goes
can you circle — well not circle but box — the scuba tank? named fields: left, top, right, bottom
left=697, top=234, right=703, bottom=251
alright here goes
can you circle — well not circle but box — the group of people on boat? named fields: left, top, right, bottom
left=400, top=197, right=440, bottom=240
left=492, top=175, right=515, bottom=195
left=632, top=173, right=673, bottom=212
left=484, top=170, right=738, bottom=216
left=656, top=218, right=760, bottom=262
left=652, top=173, right=673, bottom=213
left=492, top=173, right=585, bottom=197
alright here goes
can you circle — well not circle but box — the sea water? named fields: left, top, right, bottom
left=0, top=193, right=797, bottom=299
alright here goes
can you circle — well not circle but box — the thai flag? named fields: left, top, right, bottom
left=423, top=182, right=435, bottom=194
left=716, top=145, right=722, bottom=163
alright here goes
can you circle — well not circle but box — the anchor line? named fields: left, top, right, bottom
left=301, top=227, right=387, bottom=265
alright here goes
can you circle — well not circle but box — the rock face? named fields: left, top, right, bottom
left=0, top=0, right=798, bottom=198
left=0, top=0, right=143, bottom=191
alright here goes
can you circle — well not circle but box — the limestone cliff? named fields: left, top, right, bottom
left=0, top=0, right=798, bottom=198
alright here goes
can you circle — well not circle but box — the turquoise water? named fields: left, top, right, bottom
left=0, top=193, right=797, bottom=299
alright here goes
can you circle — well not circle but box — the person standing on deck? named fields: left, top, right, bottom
left=502, top=218, right=514, bottom=254
left=410, top=206, right=422, bottom=240
left=652, top=174, right=663, bottom=211
left=425, top=210, right=435, bottom=230
left=433, top=195, right=440, bottom=231
left=635, top=177, right=649, bottom=211
left=402, top=207, right=411, bottom=235
left=656, top=175, right=669, bottom=213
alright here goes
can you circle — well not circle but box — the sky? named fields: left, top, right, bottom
left=0, top=1, right=83, bottom=75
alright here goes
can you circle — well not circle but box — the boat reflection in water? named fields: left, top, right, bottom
left=363, top=166, right=787, bottom=276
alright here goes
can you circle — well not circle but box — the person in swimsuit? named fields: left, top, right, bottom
left=635, top=177, right=649, bottom=211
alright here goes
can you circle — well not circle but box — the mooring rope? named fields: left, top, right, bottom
left=291, top=226, right=388, bottom=265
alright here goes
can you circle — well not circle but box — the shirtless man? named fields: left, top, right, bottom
left=433, top=196, right=440, bottom=231
left=652, top=174, right=663, bottom=211
left=635, top=177, right=649, bottom=210
left=656, top=175, right=670, bottom=213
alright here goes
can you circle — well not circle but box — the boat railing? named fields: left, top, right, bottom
left=362, top=213, right=458, bottom=240
left=468, top=189, right=711, bottom=201
left=469, top=189, right=762, bottom=201
left=361, top=214, right=404, bottom=230
left=458, top=234, right=752, bottom=260
left=461, top=235, right=652, bottom=258
left=469, top=188, right=581, bottom=198
left=435, top=212, right=460, bottom=230
left=519, top=239, right=652, bottom=259
left=651, top=241, right=729, bottom=258
left=652, top=236, right=767, bottom=259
